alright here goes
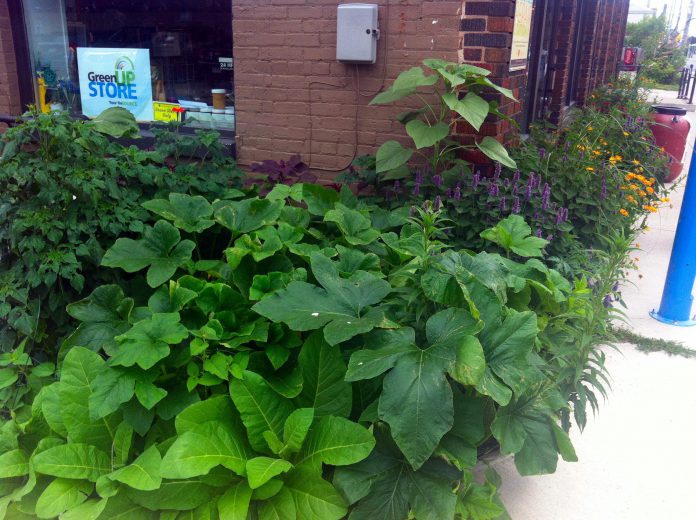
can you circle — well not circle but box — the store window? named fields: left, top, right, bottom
left=21, top=0, right=235, bottom=131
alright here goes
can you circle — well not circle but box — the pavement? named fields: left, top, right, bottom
left=492, top=89, right=696, bottom=520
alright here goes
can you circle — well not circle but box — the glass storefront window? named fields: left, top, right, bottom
left=22, top=0, right=235, bottom=131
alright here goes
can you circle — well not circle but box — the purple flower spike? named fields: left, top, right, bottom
left=494, top=162, right=502, bottom=181
left=513, top=170, right=521, bottom=184
left=539, top=148, right=546, bottom=159
left=600, top=176, right=608, bottom=201
left=512, top=197, right=521, bottom=214
left=562, top=154, right=568, bottom=162
left=472, top=172, right=481, bottom=190
left=499, top=197, right=507, bottom=212
left=564, top=141, right=570, bottom=152
left=413, top=182, right=421, bottom=197
left=434, top=196, right=442, bottom=211
left=525, top=183, right=533, bottom=201
left=603, top=295, right=613, bottom=307
left=446, top=188, right=452, bottom=199
left=415, top=170, right=423, bottom=184
left=433, top=174, right=443, bottom=188
left=546, top=234, right=554, bottom=241
left=541, top=183, right=551, bottom=210
left=488, top=182, right=500, bottom=197
left=513, top=184, right=519, bottom=195
left=454, top=184, right=462, bottom=201
left=535, top=228, right=543, bottom=238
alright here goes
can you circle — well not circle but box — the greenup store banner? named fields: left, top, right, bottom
left=77, top=48, right=154, bottom=121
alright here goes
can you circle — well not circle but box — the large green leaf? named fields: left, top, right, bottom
left=475, top=311, right=539, bottom=406
left=59, top=347, right=121, bottom=452
left=34, top=478, right=92, bottom=519
left=282, top=409, right=314, bottom=448
left=342, top=438, right=458, bottom=520
left=143, top=193, right=215, bottom=233
left=246, top=457, right=293, bottom=489
left=32, top=444, right=110, bottom=481
left=89, top=107, right=139, bottom=138
left=370, top=67, right=437, bottom=105
left=214, top=198, right=284, bottom=235
left=60, top=498, right=108, bottom=520
left=437, top=389, right=488, bottom=470
left=296, top=333, right=352, bottom=417
left=126, top=479, right=217, bottom=511
left=284, top=467, right=347, bottom=520
left=375, top=141, right=413, bottom=173
left=102, top=220, right=195, bottom=287
left=324, top=204, right=381, bottom=245
left=175, top=395, right=236, bottom=434
left=491, top=378, right=572, bottom=476
left=257, top=487, right=297, bottom=520
left=88, top=367, right=137, bottom=420
left=378, top=309, right=479, bottom=469
left=0, top=449, right=28, bottom=477
left=480, top=215, right=549, bottom=258
left=345, top=328, right=415, bottom=382
left=253, top=253, right=391, bottom=346
left=450, top=336, right=486, bottom=386
left=297, top=416, right=375, bottom=469
left=110, top=313, right=188, bottom=369
left=443, top=92, right=490, bottom=131
left=63, top=285, right=133, bottom=355
left=476, top=137, right=516, bottom=169
left=161, top=419, right=252, bottom=478
left=109, top=444, right=162, bottom=491
left=218, top=481, right=253, bottom=520
left=229, top=371, right=294, bottom=453
left=405, top=120, right=450, bottom=149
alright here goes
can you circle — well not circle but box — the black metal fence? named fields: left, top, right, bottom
left=678, top=65, right=696, bottom=104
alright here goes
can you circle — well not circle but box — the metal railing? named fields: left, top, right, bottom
left=678, top=65, right=696, bottom=104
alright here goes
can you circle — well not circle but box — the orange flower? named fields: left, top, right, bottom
left=620, top=208, right=629, bottom=217
left=626, top=195, right=636, bottom=203
left=643, top=205, right=658, bottom=213
left=586, top=166, right=595, bottom=171
left=646, top=186, right=654, bottom=195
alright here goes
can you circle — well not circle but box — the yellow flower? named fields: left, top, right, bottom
left=623, top=131, right=630, bottom=136
left=632, top=159, right=640, bottom=165
left=577, top=144, right=586, bottom=151
left=643, top=205, right=657, bottom=213
left=646, top=186, right=654, bottom=195
left=593, top=150, right=602, bottom=156
left=638, top=190, right=647, bottom=197
left=626, top=195, right=636, bottom=203
left=620, top=208, right=629, bottom=217
left=587, top=126, right=593, bottom=131
left=660, top=197, right=670, bottom=203
left=586, top=167, right=595, bottom=171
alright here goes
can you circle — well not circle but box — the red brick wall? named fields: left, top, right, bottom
left=547, top=0, right=578, bottom=123
left=458, top=0, right=523, bottom=147
left=232, top=1, right=463, bottom=173
left=0, top=0, right=21, bottom=116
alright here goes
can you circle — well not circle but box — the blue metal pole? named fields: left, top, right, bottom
left=650, top=143, right=696, bottom=326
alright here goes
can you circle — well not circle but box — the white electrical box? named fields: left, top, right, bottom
left=336, top=4, right=379, bottom=64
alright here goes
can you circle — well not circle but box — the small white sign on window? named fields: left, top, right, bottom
left=219, top=57, right=234, bottom=71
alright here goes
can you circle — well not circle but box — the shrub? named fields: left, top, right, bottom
left=0, top=109, right=243, bottom=356
left=0, top=186, right=595, bottom=519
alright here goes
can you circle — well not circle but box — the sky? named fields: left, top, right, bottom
left=630, top=0, right=696, bottom=36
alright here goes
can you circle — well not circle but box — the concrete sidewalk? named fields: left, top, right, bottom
left=493, top=89, right=696, bottom=520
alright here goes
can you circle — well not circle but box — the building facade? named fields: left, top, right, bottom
left=1, top=0, right=629, bottom=172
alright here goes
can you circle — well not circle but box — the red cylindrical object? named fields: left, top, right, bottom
left=649, top=105, right=691, bottom=182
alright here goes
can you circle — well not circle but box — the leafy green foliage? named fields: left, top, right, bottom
left=0, top=108, right=243, bottom=365
left=370, top=60, right=516, bottom=178
left=0, top=180, right=613, bottom=518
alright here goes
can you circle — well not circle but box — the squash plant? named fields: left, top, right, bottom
left=371, top=59, right=517, bottom=179
left=0, top=186, right=580, bottom=519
